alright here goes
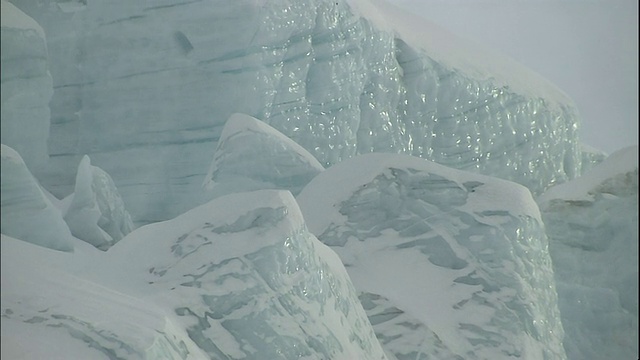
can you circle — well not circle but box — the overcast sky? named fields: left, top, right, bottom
left=389, top=0, right=638, bottom=155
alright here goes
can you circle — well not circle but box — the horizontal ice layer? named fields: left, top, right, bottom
left=297, top=153, right=566, bottom=359
left=64, top=155, right=134, bottom=250
left=0, top=234, right=207, bottom=360
left=0, top=0, right=52, bottom=172
left=10, top=0, right=581, bottom=224
left=538, top=146, right=638, bottom=360
left=105, top=189, right=387, bottom=359
left=0, top=144, right=74, bottom=252
left=203, top=113, right=324, bottom=198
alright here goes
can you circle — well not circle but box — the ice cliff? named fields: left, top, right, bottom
left=539, top=146, right=639, bottom=360
left=8, top=0, right=581, bottom=224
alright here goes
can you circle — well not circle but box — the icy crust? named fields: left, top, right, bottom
left=539, top=146, right=638, bottom=360
left=64, top=155, right=134, bottom=250
left=0, top=145, right=74, bottom=252
left=203, top=113, right=324, bottom=197
left=14, top=0, right=581, bottom=224
left=0, top=234, right=207, bottom=360
left=0, top=1, right=52, bottom=171
left=297, top=153, right=566, bottom=359
left=107, top=189, right=387, bottom=359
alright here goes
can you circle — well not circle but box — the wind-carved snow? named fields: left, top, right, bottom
left=0, top=234, right=206, bottom=360
left=64, top=155, right=134, bottom=250
left=106, top=189, right=387, bottom=359
left=10, top=0, right=581, bottom=224
left=0, top=1, right=52, bottom=172
left=0, top=144, right=74, bottom=252
left=203, top=113, right=324, bottom=198
left=1, top=190, right=388, bottom=359
left=538, top=146, right=639, bottom=360
left=297, top=153, right=566, bottom=360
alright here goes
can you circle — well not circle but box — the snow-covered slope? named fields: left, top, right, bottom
left=8, top=0, right=581, bottom=224
left=539, top=146, right=638, bottom=360
left=2, top=190, right=387, bottom=359
left=297, top=153, right=566, bottom=359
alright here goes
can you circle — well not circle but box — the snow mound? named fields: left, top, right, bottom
left=539, top=145, right=638, bottom=360
left=0, top=144, right=74, bottom=252
left=64, top=155, right=134, bottom=250
left=203, top=113, right=324, bottom=197
left=297, top=152, right=566, bottom=359
left=106, top=189, right=387, bottom=359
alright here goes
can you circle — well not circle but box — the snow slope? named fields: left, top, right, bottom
left=297, top=153, right=566, bottom=359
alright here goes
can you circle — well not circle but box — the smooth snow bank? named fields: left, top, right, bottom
left=0, top=234, right=207, bottom=360
left=0, top=145, right=73, bottom=252
left=297, top=152, right=565, bottom=359
left=203, top=113, right=324, bottom=197
left=64, top=155, right=133, bottom=250
left=539, top=145, right=638, bottom=360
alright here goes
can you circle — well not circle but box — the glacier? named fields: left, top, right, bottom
left=9, top=0, right=581, bottom=224
left=1, top=0, right=637, bottom=359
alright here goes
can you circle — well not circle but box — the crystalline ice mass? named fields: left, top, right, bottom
left=11, top=0, right=580, bottom=224
left=1, top=0, right=637, bottom=359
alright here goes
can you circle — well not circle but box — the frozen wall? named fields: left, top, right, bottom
left=8, top=0, right=581, bottom=224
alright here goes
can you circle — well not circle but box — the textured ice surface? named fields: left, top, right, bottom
left=203, top=113, right=324, bottom=198
left=297, top=153, right=566, bottom=359
left=0, top=1, right=52, bottom=172
left=538, top=146, right=638, bottom=360
left=9, top=0, right=581, bottom=224
left=0, top=144, right=74, bottom=252
left=2, top=190, right=387, bottom=359
left=64, top=155, right=134, bottom=250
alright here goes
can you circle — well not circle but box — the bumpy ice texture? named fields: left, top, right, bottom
left=538, top=146, right=639, bottom=360
left=9, top=0, right=581, bottom=224
left=64, top=155, right=134, bottom=250
left=297, top=153, right=566, bottom=360
left=203, top=113, right=324, bottom=198
left=0, top=144, right=74, bottom=252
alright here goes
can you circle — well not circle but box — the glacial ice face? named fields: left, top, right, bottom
left=297, top=153, right=566, bottom=360
left=203, top=113, right=324, bottom=198
left=64, top=155, right=134, bottom=250
left=106, top=189, right=387, bottom=359
left=9, top=0, right=581, bottom=224
left=0, top=1, right=52, bottom=172
left=538, top=146, right=638, bottom=360
left=0, top=144, right=74, bottom=252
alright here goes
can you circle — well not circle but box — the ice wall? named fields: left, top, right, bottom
left=0, top=1, right=52, bottom=172
left=539, top=146, right=639, bottom=360
left=9, top=0, right=581, bottom=224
